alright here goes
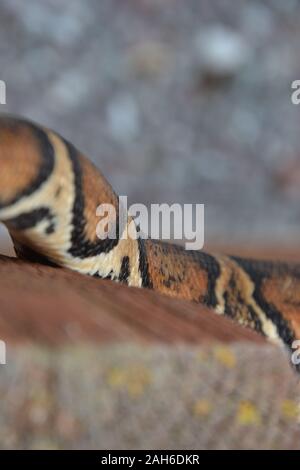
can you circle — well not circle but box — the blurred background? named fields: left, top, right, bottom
left=1, top=0, right=300, bottom=451
left=1, top=0, right=300, bottom=256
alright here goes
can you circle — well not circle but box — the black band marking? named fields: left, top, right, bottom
left=138, top=239, right=153, bottom=289
left=119, top=256, right=130, bottom=283
left=231, top=256, right=296, bottom=348
left=63, top=139, right=120, bottom=259
left=195, top=251, right=220, bottom=307
left=4, top=207, right=54, bottom=231
left=0, top=118, right=55, bottom=209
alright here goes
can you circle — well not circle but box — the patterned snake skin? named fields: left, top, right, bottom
left=0, top=114, right=300, bottom=367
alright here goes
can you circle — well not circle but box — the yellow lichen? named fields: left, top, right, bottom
left=106, top=364, right=152, bottom=397
left=236, top=400, right=261, bottom=426
left=281, top=400, right=299, bottom=420
left=213, top=345, right=237, bottom=369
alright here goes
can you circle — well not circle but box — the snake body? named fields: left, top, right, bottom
left=1, top=115, right=300, bottom=358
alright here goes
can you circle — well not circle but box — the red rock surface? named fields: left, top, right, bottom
left=0, top=255, right=264, bottom=346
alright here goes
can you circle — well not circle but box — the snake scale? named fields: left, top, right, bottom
left=0, top=114, right=300, bottom=363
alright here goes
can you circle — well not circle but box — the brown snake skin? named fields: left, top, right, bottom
left=0, top=114, right=300, bottom=366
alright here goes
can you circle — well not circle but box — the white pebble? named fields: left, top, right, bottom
left=195, top=25, right=252, bottom=78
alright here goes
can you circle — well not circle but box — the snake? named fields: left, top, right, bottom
left=0, top=114, right=300, bottom=365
